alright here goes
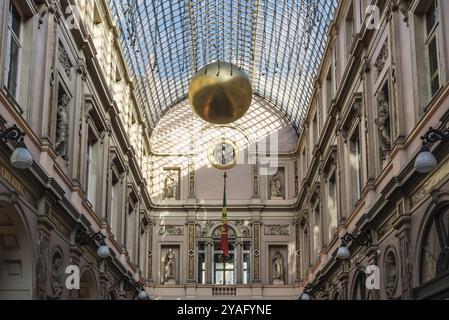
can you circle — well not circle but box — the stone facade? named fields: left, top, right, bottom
left=0, top=0, right=448, bottom=300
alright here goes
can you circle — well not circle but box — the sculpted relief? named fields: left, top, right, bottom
left=272, top=251, right=286, bottom=285
left=164, top=169, right=179, bottom=200
left=270, top=169, right=284, bottom=200
left=163, top=249, right=176, bottom=284
left=55, top=90, right=70, bottom=161
left=375, top=87, right=392, bottom=160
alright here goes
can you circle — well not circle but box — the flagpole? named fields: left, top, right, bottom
left=221, top=171, right=229, bottom=266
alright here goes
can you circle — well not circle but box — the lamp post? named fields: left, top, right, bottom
left=414, top=127, right=449, bottom=174
left=336, top=231, right=370, bottom=260
left=75, top=230, right=110, bottom=259
left=0, top=124, right=33, bottom=169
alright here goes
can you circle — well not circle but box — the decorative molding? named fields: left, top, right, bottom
left=411, top=158, right=449, bottom=207
left=374, top=41, right=389, bottom=76
left=264, top=224, right=290, bottom=236
left=58, top=43, right=73, bottom=80
left=188, top=223, right=195, bottom=281
left=159, top=225, right=184, bottom=236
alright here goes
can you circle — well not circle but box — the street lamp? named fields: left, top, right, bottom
left=300, top=279, right=325, bottom=300
left=336, top=231, right=370, bottom=260
left=75, top=230, right=110, bottom=259
left=137, top=285, right=149, bottom=300
left=414, top=127, right=449, bottom=174
left=0, top=124, right=33, bottom=169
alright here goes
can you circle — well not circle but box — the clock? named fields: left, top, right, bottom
left=208, top=139, right=237, bottom=170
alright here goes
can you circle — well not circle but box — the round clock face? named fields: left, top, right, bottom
left=209, top=139, right=236, bottom=170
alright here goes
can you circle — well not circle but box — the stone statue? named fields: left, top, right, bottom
left=51, top=252, right=64, bottom=299
left=375, top=91, right=391, bottom=155
left=163, top=249, right=175, bottom=283
left=270, top=170, right=283, bottom=199
left=55, top=93, right=70, bottom=160
left=273, top=251, right=285, bottom=283
left=164, top=171, right=178, bottom=199
left=385, top=253, right=397, bottom=298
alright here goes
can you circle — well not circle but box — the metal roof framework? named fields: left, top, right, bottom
left=109, top=0, right=338, bottom=134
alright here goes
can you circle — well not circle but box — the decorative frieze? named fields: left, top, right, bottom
left=188, top=223, right=195, bottom=281
left=374, top=41, right=389, bottom=76
left=410, top=158, right=449, bottom=207
left=159, top=225, right=184, bottom=236
left=147, top=223, right=153, bottom=281
left=264, top=224, right=290, bottom=236
left=253, top=223, right=260, bottom=281
left=58, top=43, right=73, bottom=80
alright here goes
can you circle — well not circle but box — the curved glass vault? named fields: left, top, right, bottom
left=109, top=0, right=338, bottom=134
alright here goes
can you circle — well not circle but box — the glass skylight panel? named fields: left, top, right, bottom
left=109, top=0, right=338, bottom=134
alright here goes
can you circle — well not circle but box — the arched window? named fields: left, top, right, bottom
left=352, top=271, right=368, bottom=300
left=420, top=207, right=449, bottom=284
left=197, top=226, right=251, bottom=285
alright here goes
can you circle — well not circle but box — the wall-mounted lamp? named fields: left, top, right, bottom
left=300, top=278, right=325, bottom=300
left=0, top=124, right=33, bottom=169
left=336, top=231, right=370, bottom=260
left=75, top=230, right=110, bottom=259
left=414, top=127, right=449, bottom=174
left=137, top=284, right=149, bottom=300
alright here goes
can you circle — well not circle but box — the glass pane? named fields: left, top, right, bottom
left=426, top=1, right=437, bottom=36
left=198, top=254, right=205, bottom=284
left=215, top=271, right=224, bottom=285
left=428, top=37, right=439, bottom=76
left=10, top=3, right=21, bottom=37
left=224, top=271, right=234, bottom=285
left=421, top=223, right=441, bottom=284
left=6, top=40, right=20, bottom=97
left=215, top=262, right=224, bottom=270
left=108, top=0, right=339, bottom=131
left=431, top=74, right=440, bottom=96
left=225, top=262, right=234, bottom=269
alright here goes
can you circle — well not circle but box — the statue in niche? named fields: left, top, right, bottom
left=163, top=249, right=176, bottom=284
left=270, top=170, right=283, bottom=199
left=50, top=252, right=64, bottom=299
left=385, top=252, right=397, bottom=298
left=375, top=90, right=392, bottom=157
left=55, top=92, right=70, bottom=160
left=272, top=250, right=285, bottom=284
left=164, top=170, right=178, bottom=200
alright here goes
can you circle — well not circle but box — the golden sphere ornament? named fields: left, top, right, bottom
left=188, top=61, right=252, bottom=125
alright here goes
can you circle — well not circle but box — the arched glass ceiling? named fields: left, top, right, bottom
left=109, top=0, right=338, bottom=134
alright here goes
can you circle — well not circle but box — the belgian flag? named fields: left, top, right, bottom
left=221, top=172, right=229, bottom=257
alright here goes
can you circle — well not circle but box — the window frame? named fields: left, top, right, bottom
left=3, top=1, right=22, bottom=100
left=424, top=1, right=441, bottom=98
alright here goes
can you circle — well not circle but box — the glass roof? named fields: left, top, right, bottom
left=109, top=0, right=338, bottom=134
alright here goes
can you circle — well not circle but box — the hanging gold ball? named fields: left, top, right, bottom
left=188, top=61, right=252, bottom=125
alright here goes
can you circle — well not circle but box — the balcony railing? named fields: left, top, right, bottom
left=212, top=286, right=236, bottom=296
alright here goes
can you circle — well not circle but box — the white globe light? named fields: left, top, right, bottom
left=97, top=244, right=110, bottom=258
left=138, top=290, right=148, bottom=300
left=10, top=146, right=33, bottom=169
left=301, top=293, right=311, bottom=300
left=336, top=245, right=350, bottom=260
left=414, top=148, right=437, bottom=174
